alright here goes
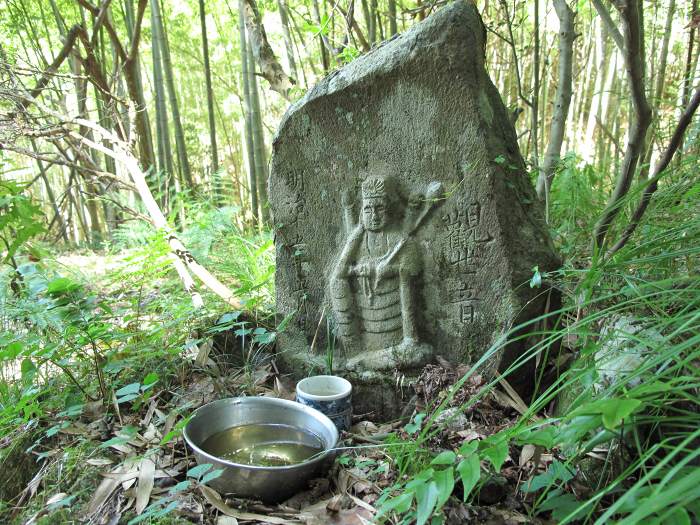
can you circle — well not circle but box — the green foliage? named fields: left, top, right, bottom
left=549, top=153, right=604, bottom=257
left=0, top=181, right=44, bottom=266
left=377, top=167, right=700, bottom=523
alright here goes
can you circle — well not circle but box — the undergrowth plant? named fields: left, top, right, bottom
left=0, top=191, right=278, bottom=522
left=377, top=165, right=699, bottom=524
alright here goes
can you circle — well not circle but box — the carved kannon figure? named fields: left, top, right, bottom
left=330, top=176, right=441, bottom=370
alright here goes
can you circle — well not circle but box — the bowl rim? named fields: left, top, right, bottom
left=183, top=396, right=339, bottom=471
left=296, top=375, right=353, bottom=401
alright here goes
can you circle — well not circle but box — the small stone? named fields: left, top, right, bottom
left=434, top=407, right=469, bottom=432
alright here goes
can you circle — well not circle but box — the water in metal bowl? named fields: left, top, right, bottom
left=201, top=423, right=324, bottom=466
left=183, top=397, right=338, bottom=502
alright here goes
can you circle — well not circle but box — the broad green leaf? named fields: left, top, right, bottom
left=521, top=460, right=575, bottom=493
left=406, top=469, right=434, bottom=490
left=46, top=277, right=80, bottom=294
left=431, top=450, right=456, bottom=465
left=160, top=424, right=183, bottom=445
left=143, top=372, right=159, bottom=387
left=556, top=415, right=601, bottom=445
left=516, top=427, right=556, bottom=448
left=46, top=494, right=76, bottom=510
left=433, top=467, right=455, bottom=508
left=218, top=311, right=241, bottom=324
left=405, top=413, right=426, bottom=435
left=665, top=507, right=691, bottom=525
left=46, top=421, right=69, bottom=437
left=379, top=492, right=413, bottom=516
left=99, top=426, right=138, bottom=448
left=459, top=440, right=478, bottom=456
left=574, top=398, right=642, bottom=430
left=21, top=358, right=37, bottom=385
left=415, top=481, right=439, bottom=525
left=253, top=331, right=276, bottom=344
left=187, top=463, right=214, bottom=480
left=456, top=455, right=480, bottom=500
left=57, top=404, right=83, bottom=418
left=1, top=341, right=23, bottom=360
left=599, top=399, right=642, bottom=430
left=115, top=382, right=141, bottom=397
left=117, top=393, right=140, bottom=404
left=537, top=492, right=588, bottom=522
left=201, top=468, right=225, bottom=484
left=168, top=480, right=191, bottom=494
left=481, top=438, right=509, bottom=472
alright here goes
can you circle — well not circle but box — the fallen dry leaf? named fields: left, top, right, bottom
left=456, top=429, right=481, bottom=441
left=199, top=486, right=294, bottom=524
left=85, top=469, right=124, bottom=517
left=86, top=458, right=114, bottom=467
left=135, top=457, right=155, bottom=514
left=519, top=444, right=536, bottom=467
left=298, top=497, right=373, bottom=525
left=350, top=421, right=379, bottom=436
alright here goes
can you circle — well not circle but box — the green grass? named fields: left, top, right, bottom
left=375, top=162, right=700, bottom=524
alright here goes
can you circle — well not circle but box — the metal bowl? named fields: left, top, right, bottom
left=183, top=397, right=339, bottom=502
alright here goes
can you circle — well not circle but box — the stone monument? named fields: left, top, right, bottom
left=269, top=0, right=560, bottom=418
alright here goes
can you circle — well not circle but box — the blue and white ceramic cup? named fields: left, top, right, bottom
left=296, top=375, right=352, bottom=432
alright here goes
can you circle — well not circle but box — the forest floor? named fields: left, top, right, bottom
left=2, top=249, right=557, bottom=525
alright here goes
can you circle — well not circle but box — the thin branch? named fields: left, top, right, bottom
left=20, top=24, right=82, bottom=110
left=75, top=0, right=127, bottom=61
left=592, top=0, right=652, bottom=252
left=128, top=0, right=148, bottom=61
left=607, top=84, right=700, bottom=257
left=591, top=0, right=624, bottom=51
left=89, top=0, right=115, bottom=48
left=498, top=0, right=532, bottom=108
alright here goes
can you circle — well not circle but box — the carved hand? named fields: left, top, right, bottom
left=349, top=222, right=365, bottom=239
left=341, top=189, right=354, bottom=208
left=375, top=257, right=390, bottom=280
left=352, top=262, right=371, bottom=277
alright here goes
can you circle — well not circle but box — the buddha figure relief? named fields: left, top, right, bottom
left=330, top=176, right=441, bottom=370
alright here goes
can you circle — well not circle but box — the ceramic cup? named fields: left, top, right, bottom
left=295, top=375, right=352, bottom=432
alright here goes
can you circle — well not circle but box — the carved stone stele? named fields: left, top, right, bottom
left=268, top=0, right=560, bottom=419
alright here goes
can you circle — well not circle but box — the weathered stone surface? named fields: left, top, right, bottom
left=269, top=0, right=559, bottom=418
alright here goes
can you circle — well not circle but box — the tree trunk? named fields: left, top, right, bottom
left=639, top=0, right=676, bottom=180
left=239, top=0, right=259, bottom=223
left=583, top=19, right=606, bottom=163
left=152, top=0, right=194, bottom=188
left=388, top=0, right=397, bottom=36
left=123, top=0, right=156, bottom=171
left=242, top=0, right=294, bottom=98
left=277, top=0, right=298, bottom=80
left=361, top=0, right=372, bottom=42
left=32, top=140, right=69, bottom=243
left=369, top=0, right=377, bottom=44
left=150, top=0, right=175, bottom=209
left=199, top=0, right=220, bottom=184
left=530, top=0, right=540, bottom=168
left=592, top=0, right=652, bottom=252
left=312, top=0, right=330, bottom=71
left=536, top=0, right=574, bottom=200
left=248, top=44, right=270, bottom=224
left=677, top=0, right=698, bottom=163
